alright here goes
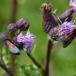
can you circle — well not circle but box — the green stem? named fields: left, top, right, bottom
left=27, top=52, right=44, bottom=70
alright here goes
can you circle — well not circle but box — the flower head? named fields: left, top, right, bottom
left=48, top=21, right=75, bottom=40
left=58, top=21, right=74, bottom=37
left=48, top=21, right=76, bottom=47
left=17, top=31, right=34, bottom=52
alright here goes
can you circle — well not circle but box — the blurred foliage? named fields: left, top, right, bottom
left=0, top=0, right=76, bottom=76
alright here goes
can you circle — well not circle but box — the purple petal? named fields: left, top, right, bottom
left=17, top=33, right=25, bottom=43
left=23, top=32, right=34, bottom=51
left=58, top=21, right=74, bottom=37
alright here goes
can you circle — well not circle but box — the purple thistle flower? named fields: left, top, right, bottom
left=57, top=21, right=75, bottom=38
left=17, top=31, right=34, bottom=52
left=48, top=21, right=76, bottom=47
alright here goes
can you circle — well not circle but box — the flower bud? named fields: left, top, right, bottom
left=16, top=18, right=29, bottom=31
left=41, top=3, right=58, bottom=33
left=59, top=8, right=73, bottom=23
left=7, top=23, right=16, bottom=32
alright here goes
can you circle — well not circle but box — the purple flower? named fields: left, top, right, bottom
left=48, top=21, right=76, bottom=47
left=17, top=31, right=34, bottom=52
left=57, top=21, right=75, bottom=38
left=23, top=31, right=34, bottom=52
left=69, top=0, right=76, bottom=12
left=57, top=21, right=76, bottom=47
left=17, top=33, right=25, bottom=43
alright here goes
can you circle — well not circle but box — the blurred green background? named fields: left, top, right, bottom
left=0, top=0, right=76, bottom=76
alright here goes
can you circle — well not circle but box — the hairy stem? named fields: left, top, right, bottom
left=10, top=0, right=17, bottom=23
left=43, top=39, right=53, bottom=76
left=9, top=0, right=17, bottom=76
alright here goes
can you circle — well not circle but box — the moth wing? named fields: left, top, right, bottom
left=58, top=30, right=76, bottom=48
left=9, top=44, right=20, bottom=55
left=6, top=40, right=20, bottom=55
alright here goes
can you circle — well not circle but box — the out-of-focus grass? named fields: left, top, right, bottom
left=0, top=0, right=76, bottom=76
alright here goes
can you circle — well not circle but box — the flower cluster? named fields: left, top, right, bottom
left=0, top=18, right=35, bottom=55
left=7, top=18, right=29, bottom=33
left=42, top=2, right=76, bottom=48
